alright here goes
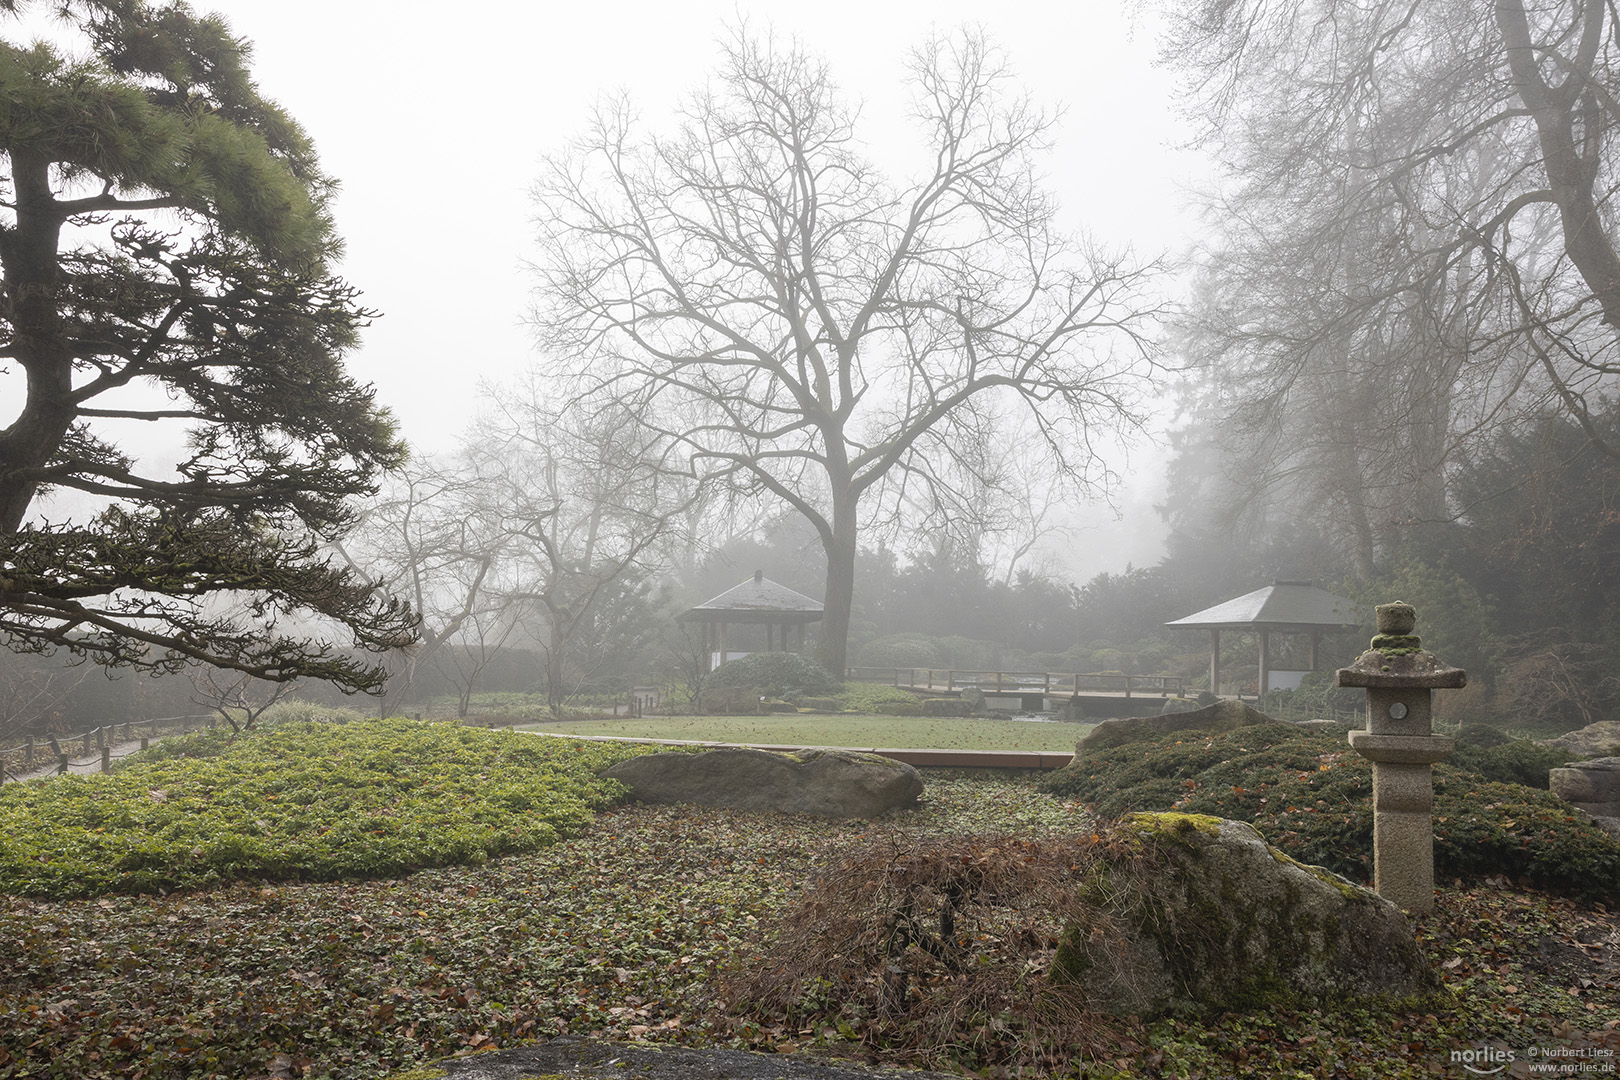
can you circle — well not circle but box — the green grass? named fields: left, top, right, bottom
left=518, top=714, right=1090, bottom=752
left=0, top=718, right=660, bottom=899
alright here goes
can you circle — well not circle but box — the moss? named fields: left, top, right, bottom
left=1121, top=811, right=1223, bottom=841
left=378, top=1068, right=448, bottom=1080
left=1267, top=846, right=1363, bottom=901
left=1369, top=634, right=1422, bottom=655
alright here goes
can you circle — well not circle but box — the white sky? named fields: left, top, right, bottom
left=27, top=1, right=1209, bottom=580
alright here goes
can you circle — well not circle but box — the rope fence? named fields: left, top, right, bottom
left=0, top=714, right=217, bottom=784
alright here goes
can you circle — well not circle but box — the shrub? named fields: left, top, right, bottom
left=838, top=683, right=923, bottom=713
left=855, top=634, right=945, bottom=668
left=876, top=701, right=922, bottom=716
left=796, top=697, right=843, bottom=712
left=708, top=653, right=841, bottom=698
left=1040, top=723, right=1620, bottom=901
left=0, top=719, right=660, bottom=899
left=717, top=833, right=1101, bottom=1075
left=922, top=698, right=971, bottom=717
left=1449, top=729, right=1579, bottom=789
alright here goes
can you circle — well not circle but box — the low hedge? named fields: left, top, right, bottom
left=1040, top=723, right=1620, bottom=902
left=0, top=719, right=658, bottom=900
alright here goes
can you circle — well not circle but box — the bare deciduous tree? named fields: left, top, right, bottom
left=529, top=27, right=1161, bottom=672
left=336, top=452, right=515, bottom=713
left=188, top=668, right=300, bottom=734
left=477, top=384, right=694, bottom=709
left=1162, top=0, right=1620, bottom=571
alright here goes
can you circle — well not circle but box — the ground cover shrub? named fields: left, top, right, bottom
left=1040, top=723, right=1620, bottom=901
left=257, top=701, right=375, bottom=727
left=707, top=653, right=841, bottom=698
left=2, top=769, right=1616, bottom=1080
left=1450, top=725, right=1580, bottom=788
left=0, top=719, right=659, bottom=899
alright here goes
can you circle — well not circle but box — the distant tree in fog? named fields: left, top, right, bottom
left=336, top=452, right=514, bottom=714
left=1161, top=0, right=1620, bottom=573
left=528, top=26, right=1161, bottom=673
left=473, top=383, right=695, bottom=709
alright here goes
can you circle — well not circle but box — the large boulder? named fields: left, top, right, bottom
left=1544, top=721, right=1620, bottom=758
left=1053, top=812, right=1440, bottom=1017
left=1077, top=699, right=1275, bottom=756
left=602, top=748, right=923, bottom=818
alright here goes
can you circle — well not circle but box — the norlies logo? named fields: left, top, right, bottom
left=1453, top=1046, right=1515, bottom=1074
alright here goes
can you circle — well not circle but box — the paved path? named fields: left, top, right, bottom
left=5, top=740, right=151, bottom=783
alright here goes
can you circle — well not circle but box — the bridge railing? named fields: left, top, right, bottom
left=844, top=668, right=1185, bottom=699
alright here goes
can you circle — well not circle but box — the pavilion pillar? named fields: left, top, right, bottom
left=1210, top=630, right=1221, bottom=696
left=1259, top=630, right=1271, bottom=696
left=1309, top=630, right=1320, bottom=671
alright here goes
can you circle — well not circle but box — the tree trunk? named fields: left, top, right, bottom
left=817, top=500, right=859, bottom=677
left=0, top=151, right=72, bottom=534
left=547, top=615, right=567, bottom=710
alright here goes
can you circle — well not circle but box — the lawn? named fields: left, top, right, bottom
left=518, top=714, right=1091, bottom=752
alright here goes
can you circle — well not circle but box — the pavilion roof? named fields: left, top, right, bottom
left=677, top=571, right=824, bottom=623
left=1165, top=580, right=1359, bottom=632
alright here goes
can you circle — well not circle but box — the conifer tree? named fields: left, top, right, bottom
left=0, top=0, right=414, bottom=691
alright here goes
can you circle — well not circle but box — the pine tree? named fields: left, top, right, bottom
left=0, top=0, right=414, bottom=692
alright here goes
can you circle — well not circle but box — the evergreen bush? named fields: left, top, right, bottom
left=1040, top=723, right=1619, bottom=901
left=707, top=653, right=841, bottom=698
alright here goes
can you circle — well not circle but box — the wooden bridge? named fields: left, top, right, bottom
left=844, top=667, right=1185, bottom=712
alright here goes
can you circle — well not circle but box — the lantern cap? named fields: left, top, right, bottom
left=1336, top=600, right=1467, bottom=688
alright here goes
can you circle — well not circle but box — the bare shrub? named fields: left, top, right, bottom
left=715, top=832, right=1136, bottom=1072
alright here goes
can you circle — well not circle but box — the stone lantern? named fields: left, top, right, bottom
left=1336, top=601, right=1466, bottom=914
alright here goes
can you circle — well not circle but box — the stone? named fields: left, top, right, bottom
left=1052, top=813, right=1440, bottom=1018
left=1295, top=718, right=1349, bottom=733
left=1544, top=722, right=1620, bottom=758
left=1551, top=758, right=1620, bottom=824
left=1551, top=757, right=1620, bottom=804
left=602, top=748, right=923, bottom=819
left=1159, top=696, right=1201, bottom=715
left=1077, top=699, right=1275, bottom=755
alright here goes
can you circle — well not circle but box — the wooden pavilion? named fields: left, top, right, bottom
left=1165, top=580, right=1359, bottom=696
left=676, top=570, right=823, bottom=672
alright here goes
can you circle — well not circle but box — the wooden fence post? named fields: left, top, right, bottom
left=24, top=735, right=33, bottom=771
left=101, top=745, right=110, bottom=773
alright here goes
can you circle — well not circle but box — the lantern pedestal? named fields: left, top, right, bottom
left=1337, top=602, right=1466, bottom=915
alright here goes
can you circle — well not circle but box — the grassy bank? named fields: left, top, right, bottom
left=519, top=714, right=1090, bottom=752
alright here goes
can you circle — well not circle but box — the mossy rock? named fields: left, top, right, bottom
left=1052, top=813, right=1439, bottom=1017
